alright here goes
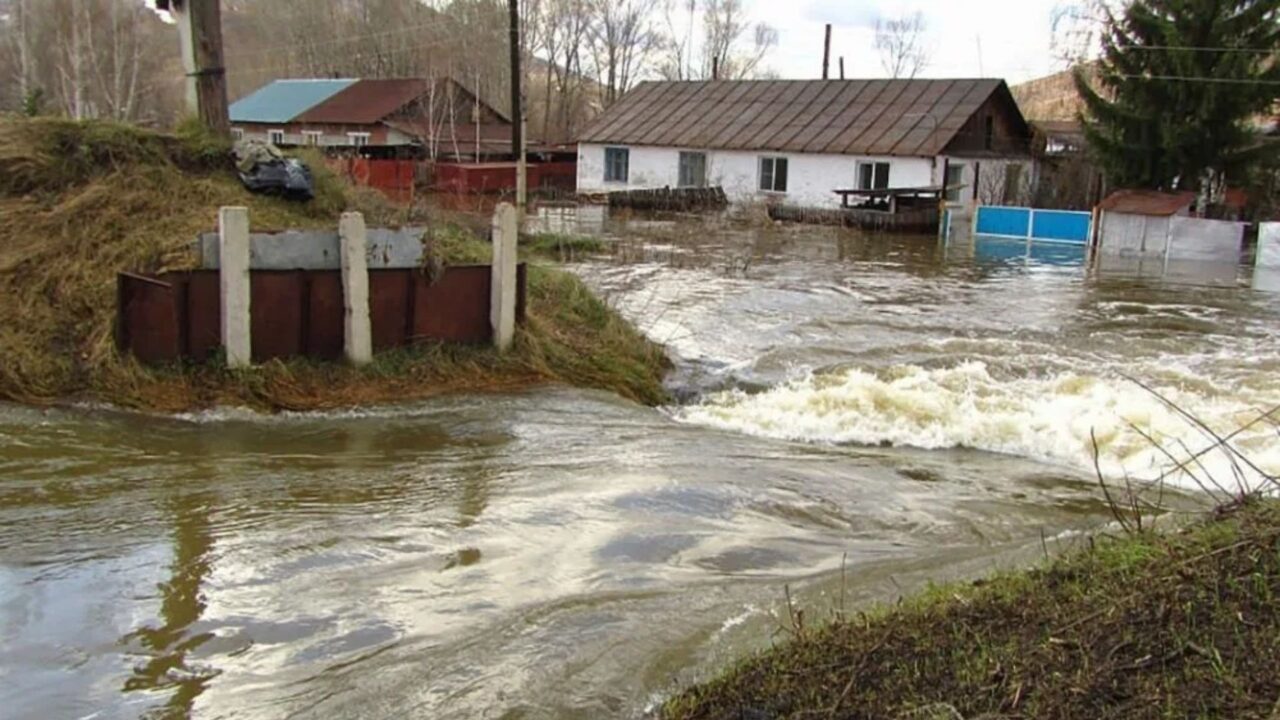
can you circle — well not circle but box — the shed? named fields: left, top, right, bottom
left=1095, top=190, right=1243, bottom=263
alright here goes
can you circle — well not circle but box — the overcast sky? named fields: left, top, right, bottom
left=751, top=0, right=1071, bottom=84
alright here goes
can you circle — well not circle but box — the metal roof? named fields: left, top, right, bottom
left=1098, top=190, right=1197, bottom=217
left=295, top=79, right=432, bottom=125
left=578, top=79, right=1013, bottom=157
left=229, top=79, right=357, bottom=124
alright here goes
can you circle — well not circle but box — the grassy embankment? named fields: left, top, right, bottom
left=0, top=117, right=669, bottom=412
left=664, top=499, right=1280, bottom=720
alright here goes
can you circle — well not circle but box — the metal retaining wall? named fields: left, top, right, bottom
left=117, top=265, right=527, bottom=365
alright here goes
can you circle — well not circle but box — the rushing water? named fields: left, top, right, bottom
left=3, top=212, right=1279, bottom=719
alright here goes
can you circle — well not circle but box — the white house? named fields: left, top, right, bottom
left=576, top=78, right=1037, bottom=210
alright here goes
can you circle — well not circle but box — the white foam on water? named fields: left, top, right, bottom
left=675, top=362, right=1280, bottom=493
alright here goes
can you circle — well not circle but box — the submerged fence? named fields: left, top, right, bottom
left=972, top=206, right=1093, bottom=245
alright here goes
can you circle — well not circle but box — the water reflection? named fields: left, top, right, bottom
left=123, top=491, right=217, bottom=718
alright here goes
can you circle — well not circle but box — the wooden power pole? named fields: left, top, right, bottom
left=822, top=24, right=832, bottom=79
left=160, top=0, right=230, bottom=136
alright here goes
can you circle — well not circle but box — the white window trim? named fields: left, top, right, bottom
left=603, top=146, right=630, bottom=184
left=758, top=156, right=789, bottom=194
left=268, top=129, right=285, bottom=145
left=302, top=130, right=323, bottom=146
left=678, top=151, right=708, bottom=188
left=230, top=128, right=244, bottom=141
left=857, top=161, right=891, bottom=191
left=347, top=132, right=372, bottom=147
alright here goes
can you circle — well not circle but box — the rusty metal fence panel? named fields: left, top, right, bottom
left=117, top=265, right=527, bottom=365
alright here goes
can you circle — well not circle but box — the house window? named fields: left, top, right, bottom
left=944, top=163, right=965, bottom=202
left=268, top=129, right=285, bottom=146
left=1003, top=164, right=1024, bottom=204
left=303, top=131, right=323, bottom=146
left=348, top=132, right=371, bottom=148
left=231, top=128, right=244, bottom=141
left=858, top=162, right=890, bottom=190
left=678, top=151, right=707, bottom=188
left=759, top=156, right=788, bottom=193
left=604, top=147, right=629, bottom=183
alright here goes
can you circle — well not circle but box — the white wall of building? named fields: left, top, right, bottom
left=578, top=143, right=1035, bottom=210
left=578, top=143, right=939, bottom=209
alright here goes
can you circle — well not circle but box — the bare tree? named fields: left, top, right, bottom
left=657, top=0, right=776, bottom=81
left=588, top=0, right=660, bottom=106
left=874, top=11, right=930, bottom=79
left=2, top=0, right=38, bottom=106
left=1049, top=0, right=1125, bottom=67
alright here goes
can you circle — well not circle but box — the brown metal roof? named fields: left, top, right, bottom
left=578, top=79, right=1013, bottom=157
left=294, top=79, right=432, bottom=125
left=1098, top=190, right=1197, bottom=217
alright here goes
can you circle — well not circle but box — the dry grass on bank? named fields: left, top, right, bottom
left=664, top=499, right=1280, bottom=720
left=0, top=117, right=669, bottom=411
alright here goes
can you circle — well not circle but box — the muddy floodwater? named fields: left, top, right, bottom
left=4, top=211, right=1280, bottom=719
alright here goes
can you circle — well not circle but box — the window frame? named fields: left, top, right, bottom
left=347, top=132, right=371, bottom=148
left=857, top=161, right=891, bottom=191
left=678, top=151, right=708, bottom=188
left=268, top=129, right=285, bottom=146
left=604, top=146, right=630, bottom=184
left=758, top=156, right=789, bottom=193
left=302, top=130, right=323, bottom=146
left=230, top=128, right=244, bottom=141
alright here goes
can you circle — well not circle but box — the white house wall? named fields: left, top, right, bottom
left=577, top=143, right=937, bottom=209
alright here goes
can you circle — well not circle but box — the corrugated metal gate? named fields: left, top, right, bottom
left=117, top=265, right=527, bottom=365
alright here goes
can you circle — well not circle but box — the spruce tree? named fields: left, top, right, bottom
left=1076, top=0, right=1280, bottom=192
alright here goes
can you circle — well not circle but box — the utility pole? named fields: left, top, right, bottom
left=822, top=24, right=832, bottom=79
left=508, top=0, right=526, bottom=215
left=839, top=57, right=846, bottom=80
left=160, top=0, right=230, bottom=136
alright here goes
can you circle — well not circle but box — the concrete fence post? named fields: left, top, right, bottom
left=339, top=212, right=373, bottom=366
left=490, top=203, right=518, bottom=352
left=219, top=206, right=252, bottom=369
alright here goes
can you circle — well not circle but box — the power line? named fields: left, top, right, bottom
left=1115, top=73, right=1280, bottom=86
left=1116, top=44, right=1278, bottom=55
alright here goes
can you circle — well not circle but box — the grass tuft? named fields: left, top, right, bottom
left=521, top=232, right=607, bottom=261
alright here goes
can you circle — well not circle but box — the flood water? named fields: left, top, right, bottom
left=4, top=210, right=1280, bottom=719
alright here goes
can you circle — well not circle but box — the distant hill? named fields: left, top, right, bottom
left=1011, top=64, right=1099, bottom=122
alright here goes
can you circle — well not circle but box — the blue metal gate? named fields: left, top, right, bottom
left=973, top=206, right=1092, bottom=245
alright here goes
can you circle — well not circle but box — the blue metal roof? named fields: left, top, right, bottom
left=229, top=79, right=358, bottom=124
